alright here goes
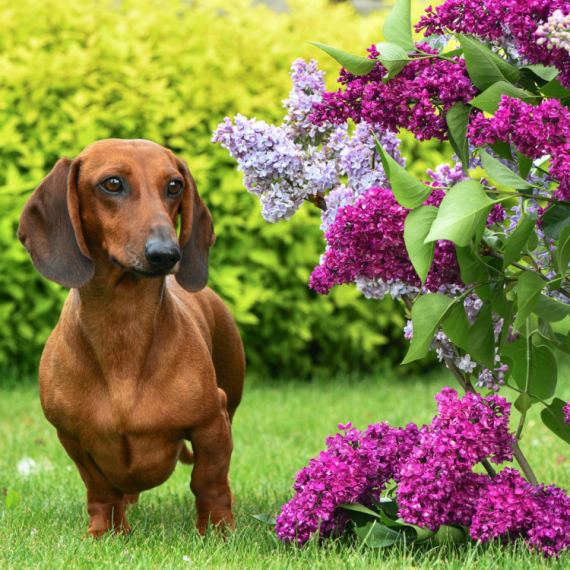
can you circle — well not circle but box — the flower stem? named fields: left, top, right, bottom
left=401, top=293, right=539, bottom=485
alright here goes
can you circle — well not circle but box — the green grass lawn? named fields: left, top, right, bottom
left=1, top=365, right=570, bottom=569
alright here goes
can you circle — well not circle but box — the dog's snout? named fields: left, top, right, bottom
left=144, top=238, right=181, bottom=270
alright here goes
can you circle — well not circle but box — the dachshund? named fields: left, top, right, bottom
left=18, top=139, right=245, bottom=537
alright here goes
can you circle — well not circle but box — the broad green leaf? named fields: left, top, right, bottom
left=431, top=525, right=468, bottom=545
left=309, top=43, right=377, bottom=76
left=458, top=36, right=521, bottom=90
left=502, top=217, right=537, bottom=269
left=467, top=303, right=495, bottom=369
left=402, top=293, right=454, bottom=364
left=376, top=42, right=410, bottom=82
left=517, top=153, right=533, bottom=180
left=557, top=226, right=570, bottom=275
left=251, top=513, right=277, bottom=525
left=5, top=489, right=19, bottom=510
left=481, top=151, right=533, bottom=191
left=542, top=202, right=570, bottom=240
left=540, top=78, right=570, bottom=99
left=470, top=82, right=536, bottom=114
left=455, top=245, right=488, bottom=285
left=535, top=318, right=570, bottom=355
left=446, top=103, right=472, bottom=173
left=502, top=339, right=557, bottom=400
left=541, top=398, right=570, bottom=445
left=425, top=180, right=494, bottom=247
left=442, top=301, right=470, bottom=352
left=354, top=521, right=401, bottom=548
left=383, top=0, right=415, bottom=51
left=521, top=64, right=559, bottom=82
left=339, top=503, right=381, bottom=519
left=404, top=206, right=438, bottom=285
left=513, top=271, right=546, bottom=332
left=515, top=392, right=533, bottom=414
left=375, top=139, right=432, bottom=208
left=490, top=141, right=513, bottom=161
left=371, top=497, right=399, bottom=518
left=533, top=294, right=570, bottom=322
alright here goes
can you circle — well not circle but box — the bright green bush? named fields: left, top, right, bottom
left=0, top=0, right=446, bottom=376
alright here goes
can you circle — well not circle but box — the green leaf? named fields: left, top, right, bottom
left=521, top=64, right=559, bottom=82
left=515, top=392, right=533, bottom=414
left=467, top=303, right=495, bottom=369
left=481, top=151, right=533, bottom=191
left=557, top=226, right=570, bottom=275
left=404, top=206, right=438, bottom=285
left=517, top=153, right=533, bottom=181
left=425, top=180, right=494, bottom=247
left=446, top=103, right=472, bottom=173
left=402, top=293, right=454, bottom=364
left=251, top=513, right=277, bottom=525
left=354, top=521, right=401, bottom=548
left=376, top=42, right=411, bottom=82
left=383, top=0, right=415, bottom=51
left=309, top=42, right=376, bottom=76
left=375, top=138, right=432, bottom=208
left=371, top=497, right=400, bottom=518
left=533, top=294, right=570, bottom=322
left=339, top=503, right=382, bottom=519
left=502, top=217, right=537, bottom=269
left=540, top=78, right=570, bottom=99
left=502, top=339, right=557, bottom=400
left=455, top=245, right=488, bottom=284
left=458, top=36, right=521, bottom=90
left=470, top=82, right=536, bottom=114
left=5, top=489, right=19, bottom=510
left=535, top=318, right=570, bottom=354
left=541, top=398, right=570, bottom=445
left=542, top=202, right=570, bottom=240
left=442, top=301, right=470, bottom=352
left=490, top=141, right=513, bottom=161
left=431, top=525, right=468, bottom=545
left=513, top=271, right=546, bottom=332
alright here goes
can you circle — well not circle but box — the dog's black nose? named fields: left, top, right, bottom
left=145, top=239, right=181, bottom=270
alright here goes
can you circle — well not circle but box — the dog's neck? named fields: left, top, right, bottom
left=72, top=263, right=174, bottom=383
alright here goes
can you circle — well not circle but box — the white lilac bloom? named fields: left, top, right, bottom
left=536, top=10, right=570, bottom=52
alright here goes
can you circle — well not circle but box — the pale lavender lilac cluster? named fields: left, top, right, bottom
left=468, top=96, right=570, bottom=201
left=310, top=43, right=476, bottom=142
left=536, top=10, right=570, bottom=53
left=416, top=0, right=570, bottom=87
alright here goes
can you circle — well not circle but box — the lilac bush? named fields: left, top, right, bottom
left=215, top=0, right=570, bottom=557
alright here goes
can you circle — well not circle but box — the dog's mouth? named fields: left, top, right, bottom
left=110, top=256, right=177, bottom=279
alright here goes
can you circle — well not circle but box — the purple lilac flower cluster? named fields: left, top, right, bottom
left=274, top=421, right=420, bottom=544
left=276, top=387, right=570, bottom=556
left=309, top=186, right=462, bottom=295
left=416, top=0, right=570, bottom=87
left=564, top=402, right=570, bottom=424
left=468, top=96, right=570, bottom=201
left=471, top=468, right=570, bottom=557
left=310, top=44, right=476, bottom=142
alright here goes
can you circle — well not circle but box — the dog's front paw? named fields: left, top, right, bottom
left=196, top=509, right=235, bottom=535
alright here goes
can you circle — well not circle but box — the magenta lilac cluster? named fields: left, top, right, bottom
left=276, top=387, right=570, bottom=556
left=310, top=44, right=476, bottom=142
left=309, top=186, right=462, bottom=295
left=274, top=421, right=420, bottom=544
left=468, top=96, right=570, bottom=200
left=416, top=0, right=570, bottom=87
left=397, top=387, right=514, bottom=529
left=564, top=402, right=570, bottom=424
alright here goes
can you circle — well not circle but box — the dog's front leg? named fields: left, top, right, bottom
left=57, top=430, right=131, bottom=537
left=188, top=390, right=234, bottom=534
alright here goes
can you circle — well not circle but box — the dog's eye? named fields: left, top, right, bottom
left=101, top=178, right=122, bottom=193
left=167, top=180, right=183, bottom=196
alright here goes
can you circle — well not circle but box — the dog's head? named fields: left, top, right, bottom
left=18, top=139, right=214, bottom=291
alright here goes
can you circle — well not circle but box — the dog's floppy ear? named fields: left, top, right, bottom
left=175, top=158, right=215, bottom=292
left=18, top=157, right=94, bottom=288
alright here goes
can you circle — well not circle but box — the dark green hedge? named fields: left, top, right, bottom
left=0, top=0, right=449, bottom=377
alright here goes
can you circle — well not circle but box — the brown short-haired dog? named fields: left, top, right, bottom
left=18, top=139, right=245, bottom=537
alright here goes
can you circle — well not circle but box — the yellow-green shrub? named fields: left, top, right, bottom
left=0, top=0, right=448, bottom=376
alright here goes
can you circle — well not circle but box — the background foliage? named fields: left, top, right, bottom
left=0, top=0, right=443, bottom=376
